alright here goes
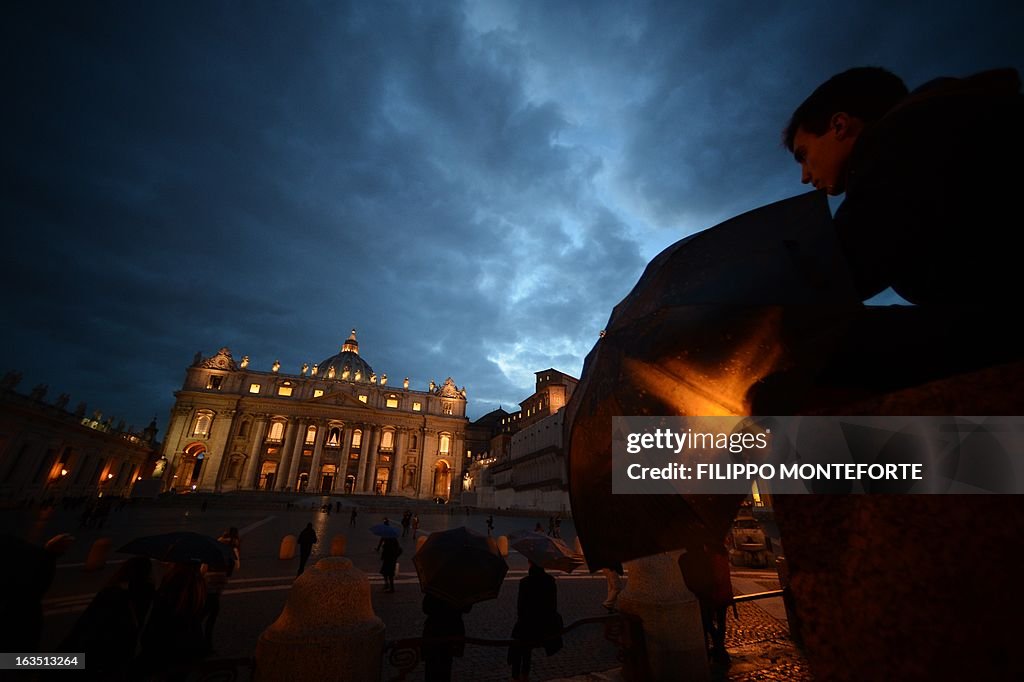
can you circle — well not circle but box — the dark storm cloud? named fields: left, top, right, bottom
left=3, top=0, right=1022, bottom=430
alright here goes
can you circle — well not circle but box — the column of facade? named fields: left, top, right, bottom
left=287, top=420, right=315, bottom=490
left=200, top=409, right=235, bottom=492
left=419, top=428, right=437, bottom=499
left=339, top=425, right=355, bottom=492
left=361, top=426, right=381, bottom=492
left=450, top=433, right=465, bottom=499
left=275, top=419, right=300, bottom=491
left=387, top=429, right=402, bottom=495
left=353, top=424, right=369, bottom=492
left=241, top=415, right=269, bottom=489
left=160, top=407, right=192, bottom=490
left=307, top=421, right=328, bottom=493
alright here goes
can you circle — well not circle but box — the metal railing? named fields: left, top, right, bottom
left=383, top=611, right=648, bottom=682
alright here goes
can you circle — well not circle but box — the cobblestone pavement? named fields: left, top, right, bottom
left=5, top=499, right=810, bottom=680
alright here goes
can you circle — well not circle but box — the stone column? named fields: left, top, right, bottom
left=242, top=416, right=269, bottom=489
left=199, top=409, right=235, bottom=492
left=275, top=419, right=300, bottom=491
left=615, top=551, right=710, bottom=681
left=287, top=421, right=316, bottom=490
left=361, top=427, right=381, bottom=493
left=339, top=425, right=355, bottom=492
left=308, top=422, right=328, bottom=493
left=353, top=425, right=369, bottom=492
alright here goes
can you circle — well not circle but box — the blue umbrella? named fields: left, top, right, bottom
left=370, top=523, right=400, bottom=538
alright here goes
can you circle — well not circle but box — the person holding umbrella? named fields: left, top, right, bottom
left=508, top=561, right=563, bottom=682
left=413, top=527, right=509, bottom=681
left=60, top=555, right=155, bottom=677
left=297, top=522, right=318, bottom=575
left=139, top=562, right=207, bottom=677
left=380, top=536, right=402, bottom=593
left=422, top=593, right=471, bottom=682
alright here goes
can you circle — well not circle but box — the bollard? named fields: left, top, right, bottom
left=330, top=534, right=347, bottom=557
left=256, top=557, right=385, bottom=682
left=616, top=551, right=710, bottom=682
left=83, top=538, right=112, bottom=572
left=279, top=534, right=297, bottom=560
left=496, top=535, right=509, bottom=557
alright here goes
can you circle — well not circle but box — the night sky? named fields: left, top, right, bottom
left=3, top=1, right=1021, bottom=434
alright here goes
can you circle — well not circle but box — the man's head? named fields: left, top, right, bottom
left=784, top=67, right=908, bottom=195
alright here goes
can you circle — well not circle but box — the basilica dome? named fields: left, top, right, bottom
left=317, top=329, right=375, bottom=382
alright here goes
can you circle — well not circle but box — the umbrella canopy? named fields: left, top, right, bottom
left=564, top=191, right=861, bottom=571
left=118, top=531, right=233, bottom=569
left=370, top=523, right=400, bottom=538
left=412, top=526, right=508, bottom=609
left=510, top=532, right=585, bottom=573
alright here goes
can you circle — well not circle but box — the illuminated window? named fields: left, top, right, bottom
left=439, top=433, right=450, bottom=454
left=442, top=402, right=453, bottom=415
left=358, top=395, right=368, bottom=403
left=192, top=413, right=212, bottom=437
left=313, top=389, right=324, bottom=398
left=277, top=384, right=293, bottom=397
left=267, top=421, right=284, bottom=442
left=327, top=427, right=341, bottom=447
left=386, top=396, right=399, bottom=409
left=381, top=430, right=394, bottom=450
left=305, top=425, right=317, bottom=444
left=412, top=402, right=422, bottom=412
left=249, top=383, right=261, bottom=394
left=206, top=375, right=223, bottom=390
left=352, top=430, right=362, bottom=447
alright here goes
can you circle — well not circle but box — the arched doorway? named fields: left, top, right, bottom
left=259, top=461, right=277, bottom=490
left=320, top=464, right=337, bottom=493
left=432, top=460, right=451, bottom=500
left=179, top=443, right=207, bottom=490
left=375, top=467, right=390, bottom=495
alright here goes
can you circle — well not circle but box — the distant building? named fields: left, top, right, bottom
left=463, top=369, right=577, bottom=511
left=0, top=371, right=160, bottom=503
left=161, top=330, right=469, bottom=500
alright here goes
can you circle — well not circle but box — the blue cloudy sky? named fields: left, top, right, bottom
left=3, top=0, right=1021, bottom=432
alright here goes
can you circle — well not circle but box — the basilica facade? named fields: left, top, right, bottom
left=160, top=331, right=469, bottom=501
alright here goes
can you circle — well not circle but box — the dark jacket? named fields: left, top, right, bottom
left=835, top=68, right=1023, bottom=305
left=380, top=538, right=402, bottom=576
left=511, top=565, right=563, bottom=654
left=298, top=525, right=317, bottom=549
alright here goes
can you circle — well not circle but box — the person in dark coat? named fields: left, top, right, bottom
left=678, top=540, right=733, bottom=664
left=138, top=562, right=207, bottom=678
left=297, top=522, right=318, bottom=575
left=775, top=66, right=1024, bottom=409
left=202, top=527, right=240, bottom=651
left=0, top=532, right=74, bottom=652
left=379, top=537, right=402, bottom=592
left=508, top=562, right=563, bottom=681
left=60, top=556, right=155, bottom=679
left=422, top=593, right=470, bottom=682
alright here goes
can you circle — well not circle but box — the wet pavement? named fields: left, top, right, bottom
left=4, top=496, right=809, bottom=680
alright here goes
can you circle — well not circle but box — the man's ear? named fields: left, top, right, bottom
left=830, top=112, right=862, bottom=140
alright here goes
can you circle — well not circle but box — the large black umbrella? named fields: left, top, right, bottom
left=509, top=531, right=585, bottom=573
left=564, top=191, right=860, bottom=571
left=412, top=526, right=508, bottom=609
left=118, top=531, right=234, bottom=569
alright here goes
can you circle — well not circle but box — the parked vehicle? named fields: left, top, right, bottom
left=728, top=513, right=770, bottom=567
